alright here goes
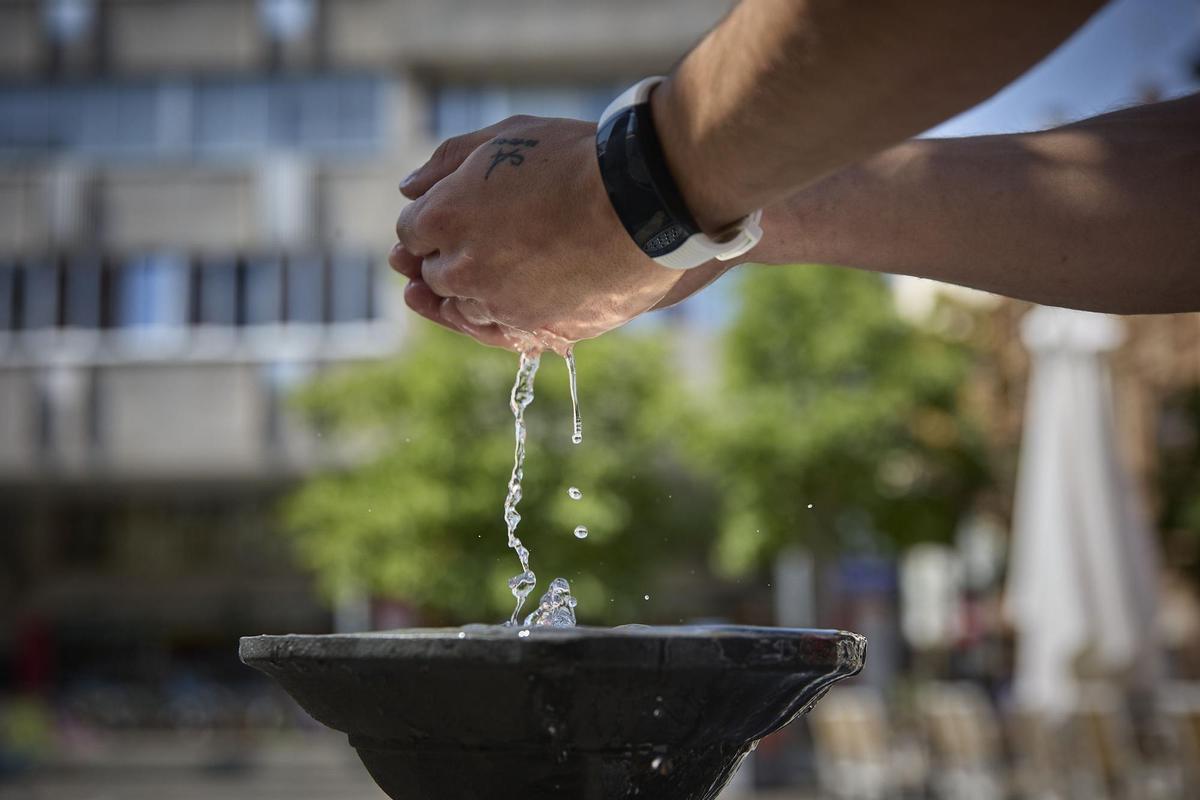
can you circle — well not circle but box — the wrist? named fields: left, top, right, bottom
left=650, top=78, right=754, bottom=234
left=596, top=78, right=763, bottom=270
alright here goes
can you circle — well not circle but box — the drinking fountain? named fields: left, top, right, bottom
left=240, top=624, right=865, bottom=800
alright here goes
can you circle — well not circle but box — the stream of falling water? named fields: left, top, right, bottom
left=503, top=352, right=540, bottom=625
left=503, top=350, right=579, bottom=627
left=566, top=347, right=583, bottom=445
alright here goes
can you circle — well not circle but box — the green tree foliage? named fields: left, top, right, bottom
left=699, top=265, right=991, bottom=575
left=283, top=266, right=993, bottom=624
left=282, top=326, right=718, bottom=625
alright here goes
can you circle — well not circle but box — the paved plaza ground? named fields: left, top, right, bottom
left=0, top=731, right=806, bottom=800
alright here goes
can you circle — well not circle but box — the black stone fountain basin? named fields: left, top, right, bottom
left=240, top=625, right=865, bottom=800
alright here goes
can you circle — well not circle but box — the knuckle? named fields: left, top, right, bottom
left=394, top=203, right=418, bottom=240
left=417, top=201, right=454, bottom=238
left=433, top=135, right=467, bottom=164
left=428, top=258, right=471, bottom=298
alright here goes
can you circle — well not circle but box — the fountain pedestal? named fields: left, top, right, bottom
left=240, top=625, right=865, bottom=800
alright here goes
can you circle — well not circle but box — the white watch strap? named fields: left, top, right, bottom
left=599, top=76, right=666, bottom=128
left=601, top=76, right=765, bottom=270
left=654, top=210, right=764, bottom=269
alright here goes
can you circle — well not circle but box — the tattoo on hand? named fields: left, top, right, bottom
left=485, top=138, right=539, bottom=179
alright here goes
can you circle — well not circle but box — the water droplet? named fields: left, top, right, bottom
left=571, top=433, right=583, bottom=444
left=518, top=629, right=530, bottom=638
left=644, top=594, right=650, bottom=601
left=807, top=503, right=814, bottom=509
left=652, top=708, right=663, bottom=718
left=573, top=525, right=589, bottom=539
left=567, top=487, right=582, bottom=500
left=650, top=756, right=663, bottom=770
left=457, top=631, right=466, bottom=639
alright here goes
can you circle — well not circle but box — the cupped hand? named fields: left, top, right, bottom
left=389, top=115, right=704, bottom=352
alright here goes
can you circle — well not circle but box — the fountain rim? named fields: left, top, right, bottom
left=240, top=625, right=866, bottom=675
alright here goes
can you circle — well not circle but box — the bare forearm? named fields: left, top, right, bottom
left=653, top=0, right=1104, bottom=231
left=751, top=94, right=1200, bottom=314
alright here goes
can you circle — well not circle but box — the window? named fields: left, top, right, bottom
left=76, top=85, right=161, bottom=155
left=197, top=257, right=239, bottom=326
left=0, top=76, right=383, bottom=159
left=195, top=82, right=269, bottom=154
left=0, top=263, right=15, bottom=332
left=285, top=255, right=324, bottom=324
left=332, top=78, right=380, bottom=148
left=243, top=258, right=284, bottom=325
left=267, top=76, right=382, bottom=153
left=63, top=255, right=101, bottom=328
left=432, top=84, right=619, bottom=139
left=21, top=261, right=60, bottom=330
left=1, top=252, right=380, bottom=337
left=114, top=254, right=189, bottom=329
left=0, top=90, right=52, bottom=151
left=330, top=253, right=372, bottom=323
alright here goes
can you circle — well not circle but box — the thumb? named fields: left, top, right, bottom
left=399, top=123, right=506, bottom=199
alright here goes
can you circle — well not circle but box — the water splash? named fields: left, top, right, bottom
left=524, top=577, right=578, bottom=627
left=504, top=351, right=541, bottom=625
left=566, top=347, right=582, bottom=444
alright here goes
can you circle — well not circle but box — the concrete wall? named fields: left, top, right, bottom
left=100, top=168, right=256, bottom=252
left=0, top=171, right=44, bottom=253
left=326, top=0, right=732, bottom=74
left=108, top=0, right=261, bottom=73
left=97, top=363, right=267, bottom=477
left=0, top=370, right=36, bottom=475
left=0, top=1, right=40, bottom=76
left=321, top=164, right=408, bottom=249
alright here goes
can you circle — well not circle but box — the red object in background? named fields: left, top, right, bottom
left=15, top=616, right=55, bottom=694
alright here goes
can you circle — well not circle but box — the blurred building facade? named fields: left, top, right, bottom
left=0, top=0, right=732, bottom=694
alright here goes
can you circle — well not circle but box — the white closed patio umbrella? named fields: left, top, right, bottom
left=1005, top=306, right=1160, bottom=718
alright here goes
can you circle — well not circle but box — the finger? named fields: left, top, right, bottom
left=394, top=197, right=438, bottom=257
left=399, top=120, right=512, bottom=200
left=387, top=243, right=423, bottom=279
left=404, top=281, right=515, bottom=350
left=403, top=280, right=461, bottom=333
left=440, top=298, right=519, bottom=350
left=418, top=251, right=465, bottom=299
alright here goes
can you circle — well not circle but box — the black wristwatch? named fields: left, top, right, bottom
left=595, top=76, right=762, bottom=270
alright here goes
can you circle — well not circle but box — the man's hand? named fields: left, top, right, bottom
left=389, top=116, right=691, bottom=352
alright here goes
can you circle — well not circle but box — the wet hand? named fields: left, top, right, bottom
left=389, top=116, right=692, bottom=351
